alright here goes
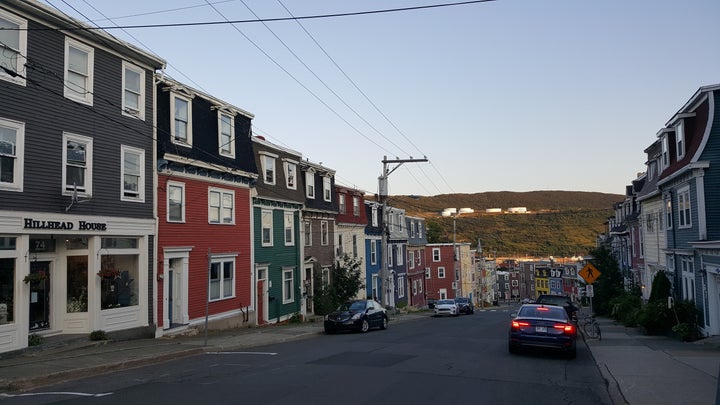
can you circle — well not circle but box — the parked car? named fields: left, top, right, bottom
left=508, top=304, right=577, bottom=358
left=535, top=294, right=578, bottom=321
left=454, top=297, right=474, bottom=314
left=324, top=299, right=388, bottom=334
left=434, top=299, right=459, bottom=317
left=521, top=298, right=533, bottom=304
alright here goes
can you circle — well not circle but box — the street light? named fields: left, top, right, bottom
left=442, top=208, right=474, bottom=299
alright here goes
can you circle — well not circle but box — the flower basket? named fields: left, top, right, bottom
left=98, top=268, right=121, bottom=279
left=23, top=271, right=47, bottom=284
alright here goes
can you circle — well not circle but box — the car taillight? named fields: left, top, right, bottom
left=554, top=324, right=575, bottom=333
left=512, top=321, right=530, bottom=328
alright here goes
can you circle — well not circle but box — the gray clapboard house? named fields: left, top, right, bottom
left=0, top=0, right=165, bottom=353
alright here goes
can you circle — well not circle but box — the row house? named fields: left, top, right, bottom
left=606, top=83, right=720, bottom=336
left=300, top=160, right=336, bottom=314
left=0, top=0, right=165, bottom=352
left=155, top=77, right=257, bottom=333
left=476, top=254, right=495, bottom=306
left=386, top=206, right=407, bottom=307
left=518, top=261, right=536, bottom=300
left=425, top=243, right=471, bottom=301
left=364, top=202, right=382, bottom=301
left=251, top=136, right=304, bottom=324
left=405, top=215, right=427, bottom=308
left=335, top=184, right=367, bottom=300
left=636, top=139, right=667, bottom=301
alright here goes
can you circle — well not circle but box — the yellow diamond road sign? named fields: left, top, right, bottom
left=580, top=263, right=601, bottom=284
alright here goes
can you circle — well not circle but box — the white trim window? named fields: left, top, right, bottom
left=661, top=135, right=670, bottom=170
left=675, top=121, right=685, bottom=160
left=425, top=268, right=431, bottom=279
left=62, top=133, right=93, bottom=196
left=370, top=239, right=377, bottom=265
left=665, top=197, right=673, bottom=230
left=398, top=275, right=405, bottom=298
left=418, top=222, right=423, bottom=238
left=353, top=196, right=360, bottom=216
left=678, top=187, right=691, bottom=228
left=282, top=268, right=295, bottom=304
left=170, top=93, right=192, bottom=146
left=0, top=10, right=27, bottom=86
left=432, top=248, right=441, bottom=262
left=208, top=188, right=234, bottom=224
left=320, top=220, right=329, bottom=245
left=284, top=160, right=297, bottom=189
left=64, top=38, right=94, bottom=105
left=122, top=61, right=145, bottom=119
left=352, top=235, right=358, bottom=257
left=284, top=211, right=295, bottom=246
left=371, top=206, right=378, bottom=227
left=305, top=171, right=315, bottom=198
left=338, top=193, right=346, bottom=214
left=410, top=221, right=416, bottom=238
left=209, top=255, right=235, bottom=301
left=396, top=245, right=404, bottom=265
left=260, top=152, right=276, bottom=185
left=303, top=220, right=311, bottom=246
left=323, top=176, right=331, bottom=202
left=0, top=117, right=24, bottom=191
left=438, top=267, right=446, bottom=279
left=167, top=181, right=185, bottom=222
left=262, top=210, right=273, bottom=247
left=121, top=145, right=144, bottom=201
left=409, top=251, right=415, bottom=269
left=218, top=112, right=235, bottom=157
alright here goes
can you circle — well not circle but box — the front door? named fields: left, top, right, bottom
left=304, top=265, right=313, bottom=315
left=169, top=258, right=184, bottom=327
left=29, top=261, right=51, bottom=331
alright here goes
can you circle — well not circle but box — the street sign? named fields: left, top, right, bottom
left=580, top=263, right=601, bottom=284
left=586, top=284, right=594, bottom=297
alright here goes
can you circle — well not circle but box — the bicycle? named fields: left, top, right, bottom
left=581, top=315, right=602, bottom=340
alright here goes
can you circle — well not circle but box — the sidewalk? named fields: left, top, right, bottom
left=584, top=316, right=720, bottom=405
left=1, top=311, right=719, bottom=405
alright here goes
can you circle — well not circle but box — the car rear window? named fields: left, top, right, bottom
left=519, top=306, right=567, bottom=320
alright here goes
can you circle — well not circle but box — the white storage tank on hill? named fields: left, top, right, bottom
left=507, top=207, right=527, bottom=213
left=485, top=208, right=502, bottom=213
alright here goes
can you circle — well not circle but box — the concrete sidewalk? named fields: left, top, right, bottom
left=585, top=316, right=720, bottom=405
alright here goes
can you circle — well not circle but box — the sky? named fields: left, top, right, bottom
left=41, top=0, right=720, bottom=196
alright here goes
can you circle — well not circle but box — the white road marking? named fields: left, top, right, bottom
left=1, top=392, right=113, bottom=398
left=205, top=351, right=278, bottom=355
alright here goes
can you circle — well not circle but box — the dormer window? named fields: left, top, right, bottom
left=675, top=120, right=685, bottom=160
left=661, top=135, right=669, bottom=170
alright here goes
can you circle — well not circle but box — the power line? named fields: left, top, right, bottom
left=21, top=1, right=497, bottom=31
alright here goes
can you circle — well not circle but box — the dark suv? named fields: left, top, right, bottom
left=535, top=294, right=578, bottom=320
left=454, top=297, right=474, bottom=314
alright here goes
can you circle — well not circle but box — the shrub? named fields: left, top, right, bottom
left=636, top=300, right=674, bottom=335
left=288, top=312, right=302, bottom=324
left=28, top=334, right=43, bottom=346
left=89, top=330, right=108, bottom=341
left=610, top=291, right=642, bottom=327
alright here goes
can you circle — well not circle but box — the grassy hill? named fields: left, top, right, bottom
left=384, top=191, right=623, bottom=258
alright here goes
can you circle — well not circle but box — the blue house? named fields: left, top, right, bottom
left=655, top=84, right=720, bottom=336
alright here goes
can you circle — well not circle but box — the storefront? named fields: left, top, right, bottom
left=0, top=212, right=152, bottom=354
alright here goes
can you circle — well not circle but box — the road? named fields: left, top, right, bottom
left=8, top=308, right=612, bottom=404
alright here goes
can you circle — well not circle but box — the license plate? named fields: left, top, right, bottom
left=536, top=326, right=547, bottom=333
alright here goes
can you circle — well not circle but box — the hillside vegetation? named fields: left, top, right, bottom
left=385, top=191, right=622, bottom=258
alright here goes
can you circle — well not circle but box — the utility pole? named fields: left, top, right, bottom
left=379, top=156, right=427, bottom=308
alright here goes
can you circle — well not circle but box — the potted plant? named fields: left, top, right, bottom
left=97, top=268, right=120, bottom=279
left=23, top=270, right=47, bottom=284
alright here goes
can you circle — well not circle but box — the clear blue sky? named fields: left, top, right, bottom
left=45, top=0, right=720, bottom=196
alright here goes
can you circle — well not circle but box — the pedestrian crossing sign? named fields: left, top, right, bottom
left=580, top=263, right=601, bottom=284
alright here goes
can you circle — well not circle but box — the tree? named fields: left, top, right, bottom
left=588, top=245, right=624, bottom=315
left=425, top=220, right=443, bottom=243
left=312, top=254, right=365, bottom=315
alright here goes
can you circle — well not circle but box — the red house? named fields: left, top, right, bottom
left=425, top=244, right=457, bottom=300
left=155, top=78, right=257, bottom=333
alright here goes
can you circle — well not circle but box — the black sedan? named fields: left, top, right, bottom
left=324, top=299, right=388, bottom=334
left=454, top=297, right=474, bottom=314
left=508, top=304, right=577, bottom=358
